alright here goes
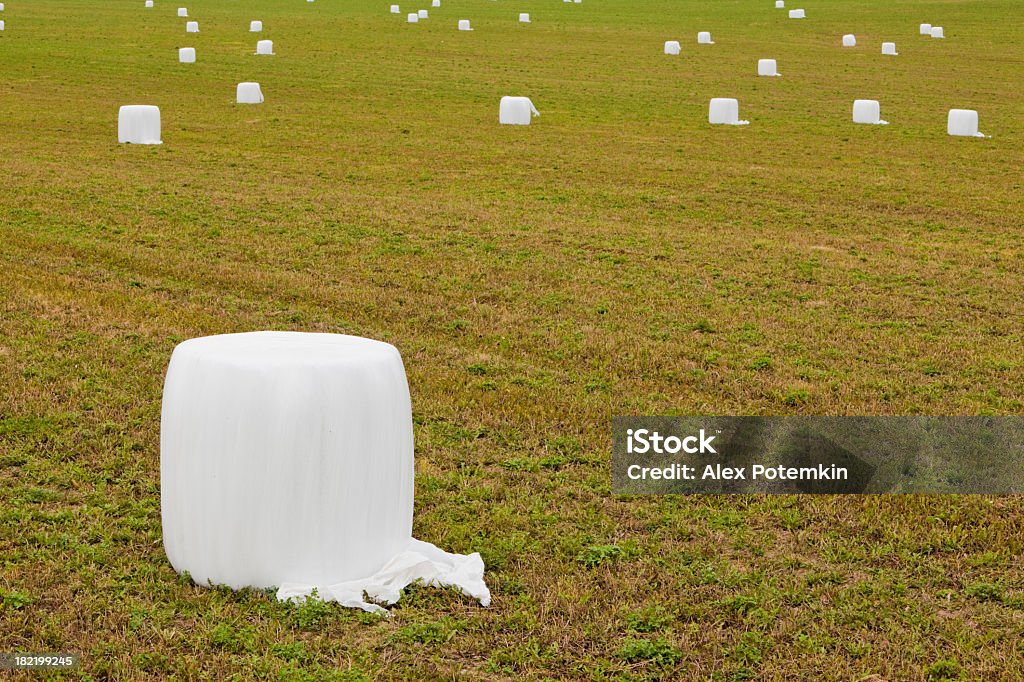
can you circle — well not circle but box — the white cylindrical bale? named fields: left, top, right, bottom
left=256, top=39, right=274, bottom=54
left=519, top=13, right=530, bottom=23
left=757, top=59, right=779, bottom=76
left=186, top=21, right=198, bottom=32
left=842, top=34, right=856, bottom=47
left=407, top=12, right=418, bottom=22
left=391, top=4, right=400, bottom=13
left=145, top=1, right=154, bottom=7
left=178, top=47, right=195, bottom=63
left=947, top=109, right=984, bottom=137
left=499, top=96, right=539, bottom=125
left=418, top=9, right=428, bottom=18
left=709, top=98, right=748, bottom=125
left=432, top=0, right=439, bottom=6
left=697, top=31, right=713, bottom=45
left=852, top=100, right=887, bottom=125
left=931, top=26, right=944, bottom=38
left=250, top=20, right=262, bottom=32
left=664, top=40, right=680, bottom=55
left=177, top=7, right=187, bottom=16
left=919, top=23, right=932, bottom=35
left=789, top=9, right=804, bottom=18
left=458, top=19, right=472, bottom=31
left=236, top=82, right=264, bottom=104
left=118, top=105, right=162, bottom=145
left=881, top=42, right=897, bottom=55
left=775, top=0, right=784, bottom=7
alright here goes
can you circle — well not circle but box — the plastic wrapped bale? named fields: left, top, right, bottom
left=842, top=34, right=856, bottom=47
left=789, top=9, right=804, bottom=18
left=118, top=105, right=162, bottom=145
left=499, top=96, right=539, bottom=125
left=250, top=20, right=262, bottom=32
left=947, top=109, right=986, bottom=138
left=177, top=7, right=187, bottom=16
left=160, top=332, right=491, bottom=614
left=390, top=5, right=399, bottom=13
left=407, top=12, right=418, bottom=22
left=458, top=19, right=472, bottom=31
left=236, top=82, right=264, bottom=104
left=709, top=98, right=749, bottom=125
left=775, top=0, right=784, bottom=7
left=179, top=47, right=196, bottom=63
left=697, top=32, right=714, bottom=45
left=757, top=59, right=780, bottom=77
left=882, top=42, right=897, bottom=55
left=432, top=0, right=439, bottom=6
left=664, top=40, right=680, bottom=55
left=931, top=26, right=944, bottom=38
left=919, top=23, right=932, bottom=35
left=418, top=9, right=427, bottom=18
left=519, top=13, right=530, bottom=23
left=256, top=39, right=274, bottom=55
left=0, top=20, right=4, bottom=31
left=186, top=21, right=198, bottom=33
left=145, top=1, right=154, bottom=8
left=852, top=100, right=887, bottom=125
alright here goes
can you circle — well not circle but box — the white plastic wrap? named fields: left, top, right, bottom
left=842, top=34, right=856, bottom=47
left=697, top=31, right=713, bottom=45
left=775, top=0, right=784, bottom=7
left=160, top=332, right=490, bottom=613
left=0, top=19, right=4, bottom=30
left=407, top=13, right=418, bottom=23
left=919, top=23, right=932, bottom=35
left=178, top=47, right=195, bottom=63
left=499, top=96, right=539, bottom=125
left=519, top=13, right=530, bottom=23
left=458, top=19, right=472, bottom=31
left=947, top=109, right=986, bottom=137
left=852, top=99, right=887, bottom=125
left=256, top=39, right=274, bottom=55
left=432, top=0, right=439, bottom=7
left=250, top=20, right=262, bottom=32
left=418, top=9, right=428, bottom=18
left=236, top=82, right=264, bottom=104
left=177, top=7, right=187, bottom=17
left=789, top=9, right=804, bottom=18
left=757, top=59, right=780, bottom=77
left=186, top=20, right=198, bottom=33
left=145, top=1, right=153, bottom=8
left=118, top=105, right=162, bottom=144
left=390, top=5, right=400, bottom=13
left=931, top=26, right=944, bottom=38
left=881, top=42, right=897, bottom=55
left=709, top=98, right=748, bottom=125
left=664, top=40, right=680, bottom=55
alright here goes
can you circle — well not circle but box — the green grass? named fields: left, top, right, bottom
left=1, top=0, right=1023, bottom=679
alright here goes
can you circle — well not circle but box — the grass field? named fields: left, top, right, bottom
left=2, top=0, right=1023, bottom=679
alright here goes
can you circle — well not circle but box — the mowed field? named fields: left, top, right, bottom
left=1, top=0, right=1023, bottom=679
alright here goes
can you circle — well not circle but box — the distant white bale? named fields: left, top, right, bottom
left=664, top=40, right=680, bottom=55
left=418, top=9, right=427, bottom=18
left=519, top=13, right=530, bottom=23
left=390, top=5, right=400, bottom=13
left=697, top=32, right=714, bottom=45
left=709, top=98, right=749, bottom=125
left=118, top=105, right=162, bottom=145
left=145, top=1, right=154, bottom=8
left=574, top=0, right=581, bottom=3
left=186, top=21, right=198, bottom=32
left=919, top=23, right=932, bottom=35
left=842, top=34, right=856, bottom=47
left=177, top=7, right=187, bottom=17
left=432, top=0, right=439, bottom=6
left=852, top=100, right=887, bottom=125
left=757, top=59, right=780, bottom=77
left=881, top=42, right=897, bottom=55
left=789, top=9, right=804, bottom=18
left=250, top=20, right=262, bottom=32
left=179, top=47, right=196, bottom=63
left=256, top=39, right=274, bottom=54
left=947, top=109, right=986, bottom=137
left=0, top=4, right=5, bottom=10
left=931, top=26, right=944, bottom=38
left=0, top=19, right=5, bottom=30
left=499, top=96, right=539, bottom=125
left=775, top=0, right=784, bottom=7
left=407, top=12, right=418, bottom=22
left=458, top=19, right=472, bottom=31
left=236, top=82, right=264, bottom=104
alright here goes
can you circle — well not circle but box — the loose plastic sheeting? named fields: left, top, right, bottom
left=418, top=9, right=427, bottom=18
left=757, top=59, right=780, bottom=77
left=881, top=42, right=897, bottom=55
left=775, top=0, right=784, bottom=7
left=499, top=96, right=539, bottom=125
left=789, top=9, right=804, bottom=18
left=458, top=19, right=472, bottom=31
left=709, top=98, right=748, bottom=125
left=697, top=32, right=714, bottom=45
left=852, top=100, right=887, bottom=125
left=236, top=82, right=264, bottom=104
left=250, top=20, right=262, bottom=32
left=177, top=7, right=187, bottom=16
left=118, top=105, right=162, bottom=145
left=179, top=47, right=195, bottom=63
left=931, top=26, right=944, bottom=38
left=519, top=13, right=530, bottom=23
left=407, top=13, right=418, bottom=22
left=919, top=23, right=932, bottom=35
left=160, top=332, right=491, bottom=614
left=256, top=39, right=274, bottom=54
left=947, top=109, right=986, bottom=137
left=186, top=21, right=198, bottom=32
left=842, top=34, right=856, bottom=47
left=391, top=5, right=399, bottom=13
left=664, top=40, right=680, bottom=55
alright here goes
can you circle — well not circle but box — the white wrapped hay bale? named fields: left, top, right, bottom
left=789, top=9, right=804, bottom=18
left=519, top=13, right=530, bottom=23
left=256, top=39, right=274, bottom=54
left=177, top=7, right=187, bottom=16
left=882, top=42, right=897, bottom=55
left=709, top=98, right=748, bottom=125
left=697, top=31, right=714, bottom=45
left=236, top=82, right=264, bottom=104
left=0, top=19, right=4, bottom=31
left=432, top=0, right=439, bottom=6
left=250, top=20, right=262, bottom=32
left=919, top=23, right=932, bottom=35
left=775, top=0, right=784, bottom=7
left=664, top=40, right=680, bottom=55
left=947, top=109, right=986, bottom=137
left=499, top=96, right=539, bottom=125
left=931, top=26, right=944, bottom=38
left=160, top=332, right=491, bottom=613
left=145, top=1, right=154, bottom=8
left=418, top=9, right=427, bottom=18
left=186, top=21, right=198, bottom=33
left=842, top=34, right=856, bottom=47
left=390, top=5, right=399, bottom=13
left=757, top=59, right=780, bottom=76
left=118, top=105, right=162, bottom=145
left=458, top=19, right=472, bottom=31
left=407, top=12, right=418, bottom=22
left=178, top=47, right=195, bottom=63
left=852, top=100, right=887, bottom=125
